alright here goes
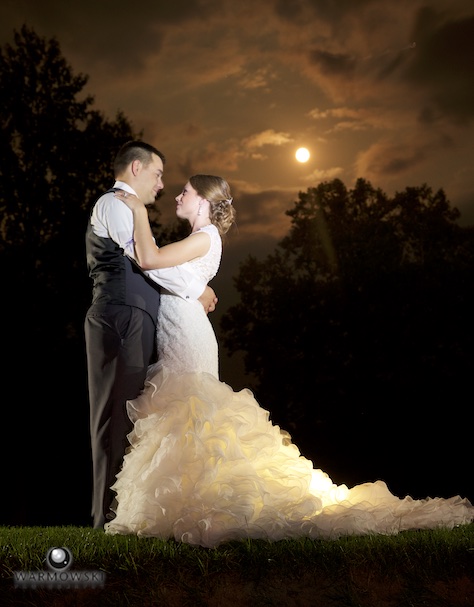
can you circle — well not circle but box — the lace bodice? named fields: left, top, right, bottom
left=186, top=224, right=222, bottom=284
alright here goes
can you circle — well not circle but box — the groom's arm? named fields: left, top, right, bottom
left=146, top=265, right=217, bottom=312
left=146, top=266, right=218, bottom=313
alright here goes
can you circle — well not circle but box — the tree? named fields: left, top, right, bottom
left=0, top=26, right=150, bottom=525
left=0, top=26, right=144, bottom=337
left=221, top=179, right=474, bottom=494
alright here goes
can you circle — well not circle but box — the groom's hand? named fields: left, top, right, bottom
left=199, top=286, right=218, bottom=314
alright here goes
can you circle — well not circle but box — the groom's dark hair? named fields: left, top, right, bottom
left=114, top=140, right=166, bottom=176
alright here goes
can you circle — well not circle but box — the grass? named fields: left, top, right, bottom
left=1, top=524, right=473, bottom=606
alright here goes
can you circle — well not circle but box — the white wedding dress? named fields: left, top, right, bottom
left=105, top=224, right=474, bottom=547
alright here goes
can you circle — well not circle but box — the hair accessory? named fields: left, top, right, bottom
left=225, top=197, right=233, bottom=205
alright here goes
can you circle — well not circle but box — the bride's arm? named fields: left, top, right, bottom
left=113, top=190, right=217, bottom=312
left=116, top=191, right=210, bottom=269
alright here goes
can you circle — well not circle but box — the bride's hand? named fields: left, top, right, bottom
left=114, top=189, right=142, bottom=211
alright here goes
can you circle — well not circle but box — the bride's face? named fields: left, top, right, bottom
left=175, top=182, right=202, bottom=221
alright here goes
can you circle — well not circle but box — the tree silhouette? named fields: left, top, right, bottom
left=221, top=178, right=474, bottom=496
left=0, top=26, right=149, bottom=525
left=0, top=26, right=143, bottom=347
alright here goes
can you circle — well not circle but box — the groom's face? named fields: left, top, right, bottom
left=135, top=154, right=164, bottom=204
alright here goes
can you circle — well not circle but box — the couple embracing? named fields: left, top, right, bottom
left=85, top=141, right=473, bottom=548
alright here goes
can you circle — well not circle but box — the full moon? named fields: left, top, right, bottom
left=295, top=147, right=310, bottom=163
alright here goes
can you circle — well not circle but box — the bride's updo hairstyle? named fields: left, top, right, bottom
left=190, top=174, right=236, bottom=236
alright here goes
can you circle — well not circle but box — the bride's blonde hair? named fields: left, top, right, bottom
left=190, top=174, right=236, bottom=236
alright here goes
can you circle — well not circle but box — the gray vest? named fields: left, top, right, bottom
left=85, top=190, right=160, bottom=325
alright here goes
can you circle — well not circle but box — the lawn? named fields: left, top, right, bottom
left=1, top=524, right=473, bottom=606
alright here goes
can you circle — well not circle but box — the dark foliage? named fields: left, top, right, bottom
left=221, top=178, right=474, bottom=497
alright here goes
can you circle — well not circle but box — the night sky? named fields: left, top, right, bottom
left=2, top=0, right=473, bottom=373
left=1, top=0, right=473, bottom=526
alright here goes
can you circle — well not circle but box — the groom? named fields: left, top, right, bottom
left=85, top=140, right=217, bottom=528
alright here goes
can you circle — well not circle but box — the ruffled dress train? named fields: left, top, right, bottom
left=105, top=368, right=473, bottom=547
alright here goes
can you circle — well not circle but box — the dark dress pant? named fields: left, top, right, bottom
left=85, top=304, right=156, bottom=528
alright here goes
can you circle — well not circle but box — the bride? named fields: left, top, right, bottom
left=105, top=175, right=473, bottom=548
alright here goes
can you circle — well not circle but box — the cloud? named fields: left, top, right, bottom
left=308, top=107, right=362, bottom=120
left=237, top=67, right=277, bottom=91
left=178, top=141, right=243, bottom=176
left=230, top=187, right=293, bottom=239
left=304, top=167, right=344, bottom=183
left=307, top=106, right=374, bottom=133
left=1, top=0, right=472, bottom=230
left=403, top=8, right=474, bottom=122
left=308, top=49, right=356, bottom=78
left=242, top=129, right=294, bottom=150
left=355, top=140, right=425, bottom=181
